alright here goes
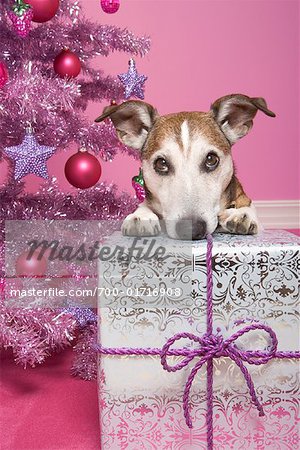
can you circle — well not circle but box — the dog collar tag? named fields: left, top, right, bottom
left=132, top=168, right=146, bottom=202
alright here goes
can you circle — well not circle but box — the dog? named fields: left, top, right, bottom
left=95, top=94, right=275, bottom=240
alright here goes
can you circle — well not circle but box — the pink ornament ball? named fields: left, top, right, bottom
left=100, top=0, right=120, bottom=14
left=16, top=251, right=48, bottom=277
left=65, top=150, right=102, bottom=189
left=54, top=49, right=81, bottom=79
left=24, top=0, right=60, bottom=23
left=0, top=61, right=9, bottom=89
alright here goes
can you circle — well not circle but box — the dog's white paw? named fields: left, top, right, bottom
left=218, top=206, right=259, bottom=235
left=122, top=211, right=161, bottom=237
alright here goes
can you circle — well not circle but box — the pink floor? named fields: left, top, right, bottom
left=1, top=230, right=299, bottom=450
left=0, top=349, right=100, bottom=450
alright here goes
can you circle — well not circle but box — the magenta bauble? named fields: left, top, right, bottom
left=16, top=251, right=48, bottom=277
left=0, top=61, right=9, bottom=89
left=100, top=0, right=120, bottom=14
left=24, top=0, right=59, bottom=23
left=53, top=49, right=81, bottom=79
left=65, top=150, right=102, bottom=189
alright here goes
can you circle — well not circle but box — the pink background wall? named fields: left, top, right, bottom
left=1, top=0, right=299, bottom=200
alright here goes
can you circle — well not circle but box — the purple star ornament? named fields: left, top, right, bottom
left=118, top=58, right=148, bottom=100
left=4, top=128, right=55, bottom=180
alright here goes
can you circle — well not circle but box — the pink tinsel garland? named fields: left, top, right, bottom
left=0, top=0, right=147, bottom=379
left=0, top=0, right=149, bottom=178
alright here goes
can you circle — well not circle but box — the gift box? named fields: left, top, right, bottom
left=97, top=231, right=299, bottom=449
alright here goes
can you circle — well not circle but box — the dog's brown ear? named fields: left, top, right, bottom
left=211, top=94, right=276, bottom=144
left=95, top=100, right=158, bottom=150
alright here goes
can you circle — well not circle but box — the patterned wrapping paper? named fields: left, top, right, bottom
left=98, top=231, right=299, bottom=449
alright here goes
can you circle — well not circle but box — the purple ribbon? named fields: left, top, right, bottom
left=160, top=324, right=278, bottom=429
left=97, top=234, right=300, bottom=449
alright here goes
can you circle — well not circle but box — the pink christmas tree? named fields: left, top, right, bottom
left=0, top=0, right=149, bottom=377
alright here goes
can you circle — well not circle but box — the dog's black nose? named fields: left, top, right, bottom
left=175, top=218, right=207, bottom=240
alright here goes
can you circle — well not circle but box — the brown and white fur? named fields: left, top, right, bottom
left=95, top=94, right=275, bottom=240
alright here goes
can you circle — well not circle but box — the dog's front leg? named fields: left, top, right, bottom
left=122, top=203, right=161, bottom=237
left=218, top=204, right=260, bottom=235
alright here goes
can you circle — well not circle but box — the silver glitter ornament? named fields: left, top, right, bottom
left=4, top=127, right=55, bottom=180
left=118, top=58, right=148, bottom=100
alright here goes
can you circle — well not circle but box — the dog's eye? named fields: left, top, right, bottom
left=154, top=157, right=169, bottom=174
left=205, top=153, right=219, bottom=171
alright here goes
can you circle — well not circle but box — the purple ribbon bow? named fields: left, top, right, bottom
left=97, top=234, right=299, bottom=450
left=160, top=323, right=278, bottom=429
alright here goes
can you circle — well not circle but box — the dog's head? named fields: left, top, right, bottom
left=96, top=94, right=275, bottom=239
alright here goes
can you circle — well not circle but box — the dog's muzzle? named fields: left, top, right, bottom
left=175, top=218, right=207, bottom=240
